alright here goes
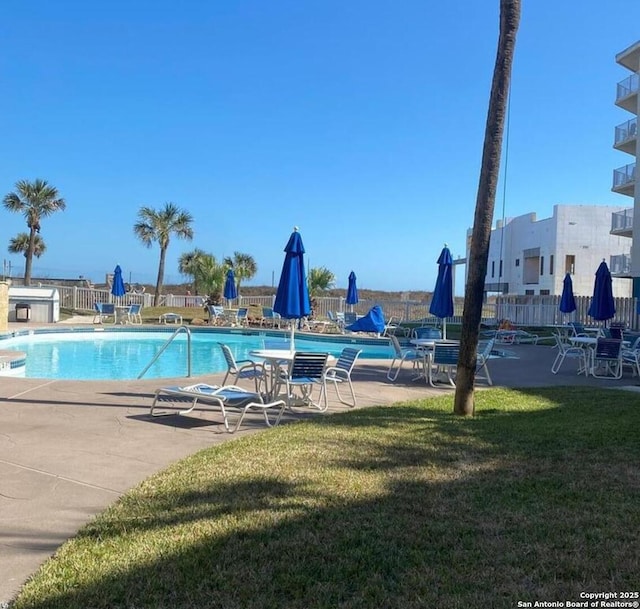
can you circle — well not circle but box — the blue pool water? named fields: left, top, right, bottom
left=1, top=329, right=393, bottom=380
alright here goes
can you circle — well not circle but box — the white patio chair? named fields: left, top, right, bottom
left=475, top=338, right=495, bottom=386
left=323, top=347, right=362, bottom=407
left=621, top=336, right=640, bottom=377
left=219, top=343, right=267, bottom=392
left=277, top=351, right=329, bottom=412
left=590, top=338, right=623, bottom=379
left=127, top=304, right=143, bottom=324
left=386, top=335, right=423, bottom=382
left=425, top=342, right=459, bottom=388
left=551, top=332, right=588, bottom=375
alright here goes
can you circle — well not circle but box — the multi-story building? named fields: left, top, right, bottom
left=468, top=204, right=633, bottom=298
left=611, top=41, right=639, bottom=294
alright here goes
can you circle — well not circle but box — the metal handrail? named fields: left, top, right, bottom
left=137, top=325, right=192, bottom=379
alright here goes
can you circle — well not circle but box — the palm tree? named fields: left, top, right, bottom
left=223, top=252, right=257, bottom=294
left=197, top=255, right=226, bottom=303
left=308, top=267, right=336, bottom=318
left=3, top=179, right=66, bottom=285
left=134, top=203, right=194, bottom=304
left=8, top=233, right=46, bottom=260
left=454, top=0, right=521, bottom=416
left=178, top=248, right=209, bottom=295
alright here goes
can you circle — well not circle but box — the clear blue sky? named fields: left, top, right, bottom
left=1, top=1, right=639, bottom=294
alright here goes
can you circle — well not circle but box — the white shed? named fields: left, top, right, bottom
left=8, top=287, right=60, bottom=323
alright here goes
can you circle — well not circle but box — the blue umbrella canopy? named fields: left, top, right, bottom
left=429, top=245, right=454, bottom=338
left=111, top=265, right=126, bottom=297
left=559, top=272, right=577, bottom=314
left=274, top=228, right=311, bottom=348
left=346, top=271, right=359, bottom=306
left=587, top=260, right=616, bottom=321
left=223, top=269, right=237, bottom=301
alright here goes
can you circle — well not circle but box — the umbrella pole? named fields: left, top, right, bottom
left=442, top=318, right=447, bottom=340
left=290, top=322, right=295, bottom=352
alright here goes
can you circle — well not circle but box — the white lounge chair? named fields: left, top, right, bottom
left=149, top=384, right=286, bottom=433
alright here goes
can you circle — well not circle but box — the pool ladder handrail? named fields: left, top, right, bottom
left=137, top=325, right=192, bottom=379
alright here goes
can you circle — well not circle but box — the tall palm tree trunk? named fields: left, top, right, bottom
left=24, top=228, right=37, bottom=286
left=155, top=248, right=167, bottom=305
left=454, top=0, right=521, bottom=416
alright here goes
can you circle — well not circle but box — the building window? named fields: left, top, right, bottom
left=525, top=289, right=534, bottom=295
left=540, top=289, right=550, bottom=295
left=515, top=258, right=520, bottom=267
left=549, top=254, right=554, bottom=275
left=565, top=254, right=575, bottom=274
left=540, top=256, right=544, bottom=276
left=491, top=261, right=495, bottom=278
left=499, top=260, right=503, bottom=277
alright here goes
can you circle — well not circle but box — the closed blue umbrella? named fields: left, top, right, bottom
left=559, top=272, right=577, bottom=315
left=224, top=269, right=237, bottom=303
left=429, top=245, right=454, bottom=339
left=111, top=265, right=126, bottom=298
left=274, top=227, right=311, bottom=349
left=346, top=271, right=359, bottom=311
left=587, top=260, right=616, bottom=322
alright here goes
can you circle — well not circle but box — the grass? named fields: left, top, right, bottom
left=9, top=387, right=640, bottom=609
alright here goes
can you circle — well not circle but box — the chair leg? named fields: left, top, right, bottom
left=386, top=358, right=401, bottom=381
left=551, top=351, right=565, bottom=374
left=328, top=378, right=357, bottom=407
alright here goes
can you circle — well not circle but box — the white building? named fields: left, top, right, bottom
left=467, top=204, right=633, bottom=298
left=611, top=41, right=639, bottom=294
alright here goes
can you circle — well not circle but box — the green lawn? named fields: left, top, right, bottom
left=10, top=387, right=640, bottom=609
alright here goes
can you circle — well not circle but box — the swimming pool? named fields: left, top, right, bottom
left=0, top=328, right=394, bottom=380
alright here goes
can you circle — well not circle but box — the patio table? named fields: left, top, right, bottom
left=249, top=349, right=335, bottom=400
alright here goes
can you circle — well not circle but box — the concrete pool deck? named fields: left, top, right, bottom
left=1, top=321, right=639, bottom=604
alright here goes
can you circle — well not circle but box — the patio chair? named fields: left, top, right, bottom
left=277, top=351, right=329, bottom=412
left=621, top=336, right=640, bottom=377
left=93, top=302, right=115, bottom=324
left=149, top=383, right=286, bottom=433
left=343, top=311, right=357, bottom=328
left=411, top=326, right=442, bottom=340
left=261, top=307, right=282, bottom=328
left=590, top=338, right=623, bottom=379
left=475, top=338, right=495, bottom=386
left=551, top=331, right=588, bottom=375
left=383, top=316, right=410, bottom=337
left=127, top=303, right=143, bottom=324
left=206, top=305, right=224, bottom=325
left=386, top=335, right=423, bottom=382
left=219, top=343, right=267, bottom=392
left=425, top=341, right=460, bottom=388
left=236, top=307, right=249, bottom=326
left=323, top=347, right=362, bottom=407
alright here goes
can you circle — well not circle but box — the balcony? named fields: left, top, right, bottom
left=614, top=117, right=637, bottom=155
left=616, top=40, right=640, bottom=72
left=610, top=253, right=632, bottom=277
left=615, top=73, right=639, bottom=113
left=612, top=162, right=636, bottom=196
left=611, top=207, right=634, bottom=238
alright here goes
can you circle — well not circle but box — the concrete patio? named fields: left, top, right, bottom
left=1, top=328, right=638, bottom=604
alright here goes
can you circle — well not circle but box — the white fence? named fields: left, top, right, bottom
left=495, top=294, right=640, bottom=329
left=51, top=285, right=640, bottom=329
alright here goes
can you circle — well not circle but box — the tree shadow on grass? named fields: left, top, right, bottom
left=11, top=387, right=640, bottom=609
